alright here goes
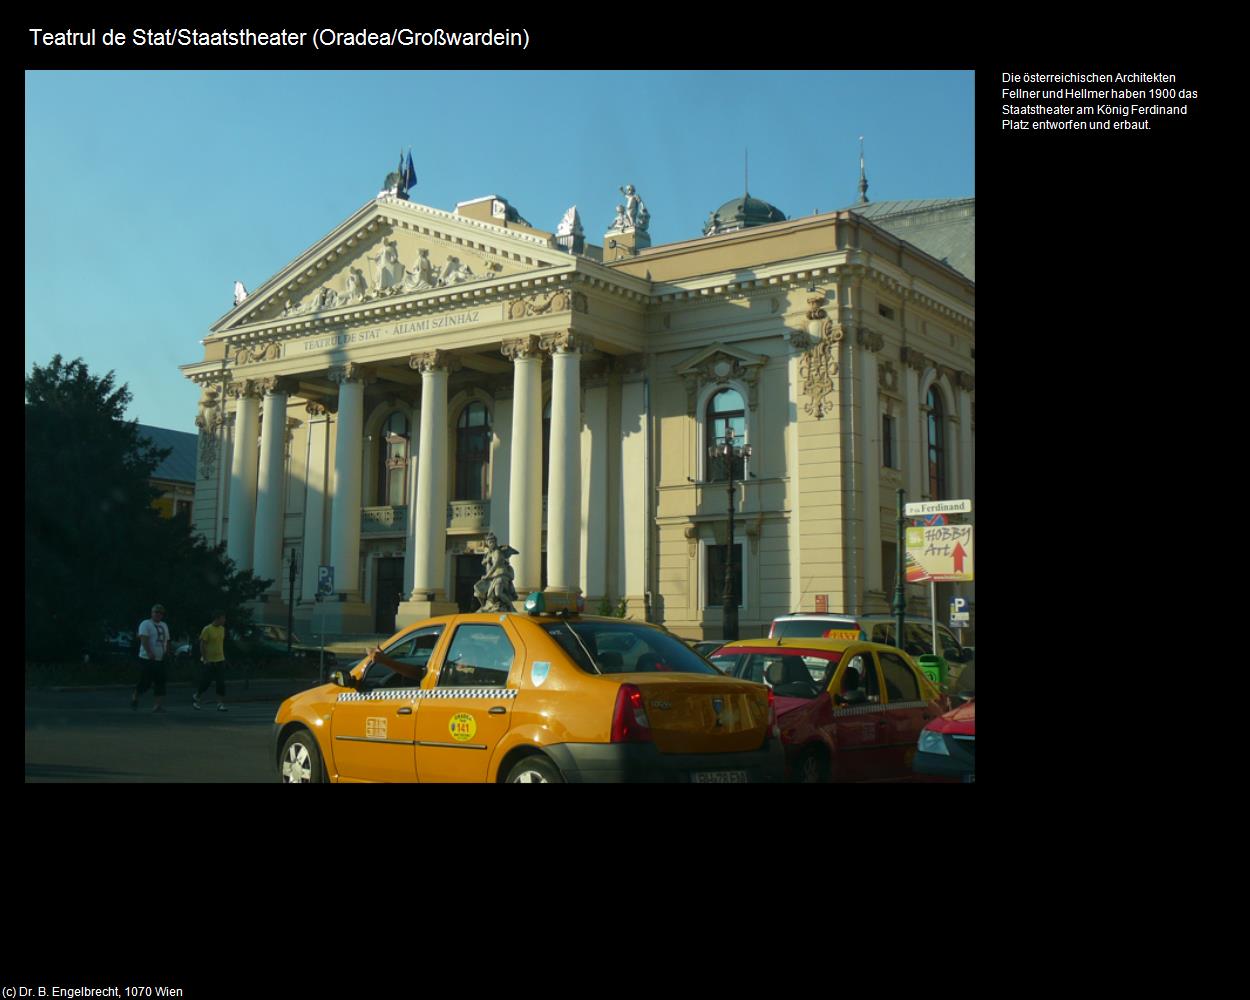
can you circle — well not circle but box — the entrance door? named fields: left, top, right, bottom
left=374, top=557, right=404, bottom=635
left=454, top=554, right=482, bottom=612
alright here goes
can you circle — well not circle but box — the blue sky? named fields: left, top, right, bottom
left=25, top=70, right=973, bottom=429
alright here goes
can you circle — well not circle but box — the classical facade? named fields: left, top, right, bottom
left=182, top=179, right=974, bottom=639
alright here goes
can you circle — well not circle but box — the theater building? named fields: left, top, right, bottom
left=181, top=176, right=974, bottom=639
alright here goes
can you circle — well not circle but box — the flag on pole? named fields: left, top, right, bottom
left=404, top=149, right=417, bottom=192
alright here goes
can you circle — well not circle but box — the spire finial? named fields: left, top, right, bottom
left=744, top=147, right=749, bottom=198
left=857, top=136, right=869, bottom=204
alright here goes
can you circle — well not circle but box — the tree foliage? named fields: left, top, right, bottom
left=25, top=355, right=271, bottom=660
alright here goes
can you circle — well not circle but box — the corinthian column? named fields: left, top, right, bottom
left=253, top=378, right=290, bottom=595
left=328, top=365, right=368, bottom=599
left=503, top=335, right=544, bottom=594
left=545, top=331, right=586, bottom=595
left=226, top=380, right=261, bottom=572
left=857, top=331, right=884, bottom=595
left=410, top=351, right=458, bottom=600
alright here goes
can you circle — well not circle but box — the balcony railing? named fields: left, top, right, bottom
left=361, top=502, right=493, bottom=534
left=448, top=500, right=489, bottom=531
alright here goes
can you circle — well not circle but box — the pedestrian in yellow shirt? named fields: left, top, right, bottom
left=193, top=612, right=229, bottom=712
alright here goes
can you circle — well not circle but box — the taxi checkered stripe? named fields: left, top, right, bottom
left=336, top=688, right=518, bottom=703
left=831, top=700, right=928, bottom=717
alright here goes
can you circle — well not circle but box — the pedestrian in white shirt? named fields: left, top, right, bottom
left=132, top=603, right=170, bottom=713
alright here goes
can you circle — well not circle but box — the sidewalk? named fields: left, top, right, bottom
left=39, top=676, right=325, bottom=704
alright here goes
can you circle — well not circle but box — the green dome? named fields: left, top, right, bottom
left=705, top=193, right=786, bottom=234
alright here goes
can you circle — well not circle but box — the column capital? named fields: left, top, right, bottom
left=225, top=378, right=263, bottom=401
left=857, top=329, right=885, bottom=353
left=328, top=363, right=375, bottom=385
left=305, top=400, right=335, bottom=417
left=408, top=350, right=462, bottom=375
left=956, top=370, right=976, bottom=392
left=540, top=330, right=592, bottom=355
left=501, top=335, right=543, bottom=361
left=901, top=346, right=929, bottom=372
left=255, top=376, right=297, bottom=396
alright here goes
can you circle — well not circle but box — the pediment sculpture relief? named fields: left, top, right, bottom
left=278, top=242, right=505, bottom=319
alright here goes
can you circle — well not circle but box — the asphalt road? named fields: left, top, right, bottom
left=24, top=680, right=312, bottom=782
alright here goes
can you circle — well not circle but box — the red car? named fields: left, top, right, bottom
left=709, top=638, right=947, bottom=782
left=912, top=697, right=975, bottom=783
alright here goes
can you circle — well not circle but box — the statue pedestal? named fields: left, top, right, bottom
left=603, top=227, right=651, bottom=261
left=396, top=597, right=459, bottom=629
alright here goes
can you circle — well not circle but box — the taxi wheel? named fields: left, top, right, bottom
left=797, top=748, right=830, bottom=784
left=279, top=730, right=325, bottom=783
left=506, top=755, right=564, bottom=784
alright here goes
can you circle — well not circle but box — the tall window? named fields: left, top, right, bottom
left=456, top=401, right=491, bottom=501
left=883, top=413, right=897, bottom=469
left=707, top=543, right=743, bottom=608
left=378, top=412, right=408, bottom=506
left=706, top=388, right=746, bottom=482
left=926, top=387, right=946, bottom=500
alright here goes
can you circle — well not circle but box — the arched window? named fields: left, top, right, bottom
left=378, top=411, right=408, bottom=507
left=456, top=401, right=491, bottom=501
left=706, top=388, right=746, bottom=482
left=927, top=387, right=947, bottom=500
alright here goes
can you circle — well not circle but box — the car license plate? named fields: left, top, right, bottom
left=693, top=770, right=748, bottom=783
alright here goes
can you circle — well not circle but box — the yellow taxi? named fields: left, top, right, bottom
left=274, top=597, right=784, bottom=783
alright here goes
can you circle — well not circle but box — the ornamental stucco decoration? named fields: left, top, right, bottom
left=408, top=350, right=462, bottom=375
left=508, top=289, right=574, bottom=320
left=879, top=361, right=900, bottom=394
left=857, top=329, right=885, bottom=353
left=195, top=386, right=223, bottom=433
left=957, top=371, right=975, bottom=393
left=679, top=349, right=769, bottom=415
left=329, top=363, right=374, bottom=385
left=234, top=342, right=283, bottom=366
left=277, top=243, right=505, bottom=318
left=540, top=330, right=590, bottom=355
left=501, top=335, right=543, bottom=361
left=195, top=386, right=221, bottom=482
left=798, top=322, right=844, bottom=419
left=901, top=346, right=929, bottom=373
left=305, top=401, right=331, bottom=417
left=224, top=379, right=260, bottom=400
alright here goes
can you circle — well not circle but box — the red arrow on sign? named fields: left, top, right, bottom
left=953, top=542, right=967, bottom=574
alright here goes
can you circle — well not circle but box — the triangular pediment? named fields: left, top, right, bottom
left=673, top=342, right=770, bottom=378
left=210, top=196, right=562, bottom=335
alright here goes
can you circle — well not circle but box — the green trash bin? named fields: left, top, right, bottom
left=916, top=654, right=947, bottom=687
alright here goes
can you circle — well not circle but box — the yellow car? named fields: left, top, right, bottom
left=274, top=602, right=784, bottom=783
left=708, top=637, right=947, bottom=781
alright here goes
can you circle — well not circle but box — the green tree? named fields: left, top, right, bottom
left=25, top=355, right=270, bottom=661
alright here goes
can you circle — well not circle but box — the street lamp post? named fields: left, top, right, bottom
left=709, top=427, right=752, bottom=641
left=287, top=547, right=297, bottom=657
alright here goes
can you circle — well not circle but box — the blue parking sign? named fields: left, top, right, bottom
left=318, top=565, right=334, bottom=596
left=950, top=596, right=970, bottom=626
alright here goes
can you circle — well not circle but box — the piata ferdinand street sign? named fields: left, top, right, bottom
left=904, top=499, right=972, bottom=517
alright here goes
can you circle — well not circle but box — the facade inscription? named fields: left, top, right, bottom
left=296, top=304, right=505, bottom=355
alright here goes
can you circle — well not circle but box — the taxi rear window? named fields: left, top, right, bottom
left=542, top=622, right=720, bottom=675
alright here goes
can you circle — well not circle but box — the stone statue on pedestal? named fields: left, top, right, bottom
left=474, top=533, right=519, bottom=612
